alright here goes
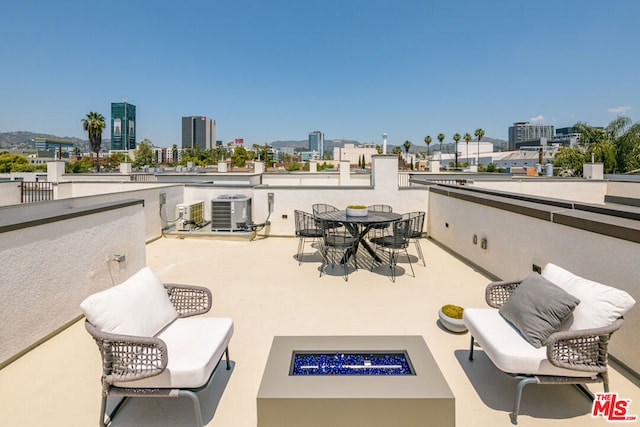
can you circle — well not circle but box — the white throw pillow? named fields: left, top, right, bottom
left=81, top=267, right=178, bottom=337
left=542, top=263, right=635, bottom=330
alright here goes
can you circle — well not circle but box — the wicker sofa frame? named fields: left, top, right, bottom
left=468, top=279, right=623, bottom=425
left=85, top=283, right=230, bottom=427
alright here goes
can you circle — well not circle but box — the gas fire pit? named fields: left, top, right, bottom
left=291, top=351, right=414, bottom=376
left=257, top=336, right=454, bottom=427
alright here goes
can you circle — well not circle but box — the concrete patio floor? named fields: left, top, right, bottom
left=1, top=236, right=639, bottom=426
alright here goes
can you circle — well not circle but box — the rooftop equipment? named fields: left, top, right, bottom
left=211, top=194, right=252, bottom=232
left=175, top=200, right=205, bottom=231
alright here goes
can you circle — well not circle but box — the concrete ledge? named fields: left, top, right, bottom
left=577, top=201, right=640, bottom=221
left=430, top=186, right=559, bottom=221
left=604, top=195, right=640, bottom=207
left=553, top=210, right=640, bottom=244
left=0, top=199, right=144, bottom=233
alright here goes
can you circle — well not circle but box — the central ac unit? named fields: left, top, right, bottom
left=211, top=194, right=252, bottom=231
left=176, top=200, right=205, bottom=231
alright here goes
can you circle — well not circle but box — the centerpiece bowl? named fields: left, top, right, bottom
left=346, top=205, right=368, bottom=217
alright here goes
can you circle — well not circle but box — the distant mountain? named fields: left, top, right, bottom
left=271, top=137, right=508, bottom=154
left=416, top=137, right=508, bottom=153
left=0, top=131, right=88, bottom=150
left=271, top=139, right=361, bottom=152
left=484, top=137, right=508, bottom=151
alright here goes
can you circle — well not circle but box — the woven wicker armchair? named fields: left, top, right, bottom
left=82, top=268, right=234, bottom=427
left=464, top=264, right=635, bottom=425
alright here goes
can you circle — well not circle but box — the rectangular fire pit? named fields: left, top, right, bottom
left=257, top=336, right=454, bottom=427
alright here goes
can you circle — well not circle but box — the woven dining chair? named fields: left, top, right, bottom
left=401, top=211, right=426, bottom=266
left=370, top=218, right=415, bottom=282
left=312, top=203, right=342, bottom=230
left=318, top=218, right=357, bottom=281
left=367, top=204, right=393, bottom=241
left=294, top=210, right=323, bottom=265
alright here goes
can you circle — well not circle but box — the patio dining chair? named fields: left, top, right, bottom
left=294, top=210, right=323, bottom=265
left=312, top=203, right=342, bottom=230
left=369, top=218, right=415, bottom=282
left=401, top=211, right=426, bottom=266
left=367, top=204, right=394, bottom=240
left=318, top=218, right=357, bottom=281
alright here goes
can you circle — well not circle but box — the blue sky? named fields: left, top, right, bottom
left=1, top=0, right=639, bottom=148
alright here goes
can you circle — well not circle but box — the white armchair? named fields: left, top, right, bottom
left=81, top=267, right=234, bottom=427
left=463, top=263, right=635, bottom=424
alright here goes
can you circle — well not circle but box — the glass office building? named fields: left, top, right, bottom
left=309, top=130, right=324, bottom=155
left=111, top=102, right=136, bottom=150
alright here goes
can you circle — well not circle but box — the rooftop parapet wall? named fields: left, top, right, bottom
left=427, top=184, right=640, bottom=377
left=0, top=199, right=147, bottom=368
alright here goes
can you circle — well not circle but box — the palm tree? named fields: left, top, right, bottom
left=463, top=132, right=472, bottom=166
left=403, top=140, right=412, bottom=156
left=81, top=112, right=106, bottom=172
left=437, top=133, right=445, bottom=156
left=474, top=128, right=485, bottom=166
left=453, top=133, right=461, bottom=168
left=424, top=135, right=432, bottom=156
left=403, top=140, right=412, bottom=170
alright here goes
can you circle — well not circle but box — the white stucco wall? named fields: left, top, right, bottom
left=607, top=181, right=640, bottom=199
left=0, top=202, right=147, bottom=366
left=469, top=179, right=607, bottom=204
left=0, top=181, right=21, bottom=206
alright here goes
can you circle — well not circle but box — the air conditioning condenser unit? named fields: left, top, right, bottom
left=176, top=200, right=205, bottom=231
left=211, top=194, right=252, bottom=231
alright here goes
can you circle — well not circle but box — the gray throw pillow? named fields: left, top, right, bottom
left=499, top=272, right=580, bottom=348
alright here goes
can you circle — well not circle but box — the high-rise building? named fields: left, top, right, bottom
left=111, top=102, right=136, bottom=150
left=309, top=130, right=324, bottom=155
left=182, top=116, right=216, bottom=150
left=508, top=122, right=554, bottom=150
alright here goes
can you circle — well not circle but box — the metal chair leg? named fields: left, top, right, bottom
left=179, top=390, right=204, bottom=427
left=414, top=239, right=425, bottom=266
left=102, top=395, right=129, bottom=427
left=403, top=247, right=415, bottom=277
left=511, top=376, right=538, bottom=424
left=296, top=238, right=304, bottom=265
left=468, top=336, right=475, bottom=360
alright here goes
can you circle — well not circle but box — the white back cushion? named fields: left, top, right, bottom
left=81, top=267, right=178, bottom=337
left=542, top=263, right=635, bottom=330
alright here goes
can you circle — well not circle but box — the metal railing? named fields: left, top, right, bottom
left=399, top=172, right=468, bottom=187
left=130, top=174, right=157, bottom=182
left=20, top=181, right=54, bottom=203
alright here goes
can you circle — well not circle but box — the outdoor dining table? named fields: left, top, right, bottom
left=314, top=210, right=401, bottom=263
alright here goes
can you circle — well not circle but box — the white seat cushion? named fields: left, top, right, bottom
left=81, top=267, right=178, bottom=337
left=114, top=316, right=234, bottom=389
left=542, top=263, right=635, bottom=331
left=464, top=308, right=595, bottom=378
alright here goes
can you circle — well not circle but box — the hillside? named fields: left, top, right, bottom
left=272, top=137, right=508, bottom=153
left=0, top=131, right=88, bottom=150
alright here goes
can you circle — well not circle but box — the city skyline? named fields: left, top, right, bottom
left=1, top=1, right=638, bottom=148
